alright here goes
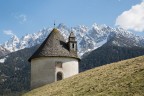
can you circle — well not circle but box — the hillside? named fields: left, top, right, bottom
left=80, top=44, right=144, bottom=72
left=80, top=30, right=144, bottom=72
left=23, top=56, right=144, bottom=96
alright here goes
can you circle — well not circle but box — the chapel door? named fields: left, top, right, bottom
left=57, top=72, right=63, bottom=81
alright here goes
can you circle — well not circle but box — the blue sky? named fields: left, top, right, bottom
left=0, top=0, right=143, bottom=44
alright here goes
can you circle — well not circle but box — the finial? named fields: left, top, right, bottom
left=54, top=20, right=56, bottom=28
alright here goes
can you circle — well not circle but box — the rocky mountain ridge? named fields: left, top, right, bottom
left=1, top=23, right=144, bottom=57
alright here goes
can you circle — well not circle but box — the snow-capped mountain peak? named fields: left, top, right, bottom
left=92, top=23, right=107, bottom=30
left=2, top=35, right=20, bottom=52
left=1, top=23, right=144, bottom=57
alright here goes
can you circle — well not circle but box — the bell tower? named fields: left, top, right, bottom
left=68, top=31, right=77, bottom=52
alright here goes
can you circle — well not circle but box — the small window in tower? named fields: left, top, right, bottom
left=55, top=61, right=62, bottom=68
left=72, top=43, right=75, bottom=48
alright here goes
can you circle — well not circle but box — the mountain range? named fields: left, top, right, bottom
left=1, top=23, right=144, bottom=59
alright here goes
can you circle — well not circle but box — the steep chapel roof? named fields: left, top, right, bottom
left=28, top=28, right=79, bottom=62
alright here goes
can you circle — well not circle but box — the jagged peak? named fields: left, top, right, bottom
left=6, top=35, right=20, bottom=44
left=11, top=35, right=19, bottom=40
left=92, top=23, right=108, bottom=30
left=57, top=23, right=68, bottom=29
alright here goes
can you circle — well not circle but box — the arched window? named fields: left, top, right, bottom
left=57, top=72, right=63, bottom=81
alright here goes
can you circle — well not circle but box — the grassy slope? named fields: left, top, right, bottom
left=24, top=56, right=144, bottom=96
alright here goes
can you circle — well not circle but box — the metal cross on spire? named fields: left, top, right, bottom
left=54, top=20, right=56, bottom=28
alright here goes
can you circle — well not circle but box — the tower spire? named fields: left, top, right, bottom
left=54, top=20, right=56, bottom=28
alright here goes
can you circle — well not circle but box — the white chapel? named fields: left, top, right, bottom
left=28, top=28, right=80, bottom=89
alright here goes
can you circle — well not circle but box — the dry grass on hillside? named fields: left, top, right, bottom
left=23, top=56, right=144, bottom=96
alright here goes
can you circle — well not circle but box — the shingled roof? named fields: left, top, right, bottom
left=28, top=28, right=79, bottom=62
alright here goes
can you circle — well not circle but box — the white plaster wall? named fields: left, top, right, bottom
left=31, top=57, right=79, bottom=89
left=55, top=57, right=79, bottom=80
left=31, top=57, right=55, bottom=89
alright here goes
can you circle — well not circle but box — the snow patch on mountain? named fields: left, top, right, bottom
left=0, top=58, right=5, bottom=63
left=0, top=58, right=6, bottom=63
left=0, top=56, right=8, bottom=63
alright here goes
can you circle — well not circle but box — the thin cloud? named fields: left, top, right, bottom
left=16, top=14, right=27, bottom=24
left=3, top=30, right=15, bottom=36
left=115, top=1, right=144, bottom=32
